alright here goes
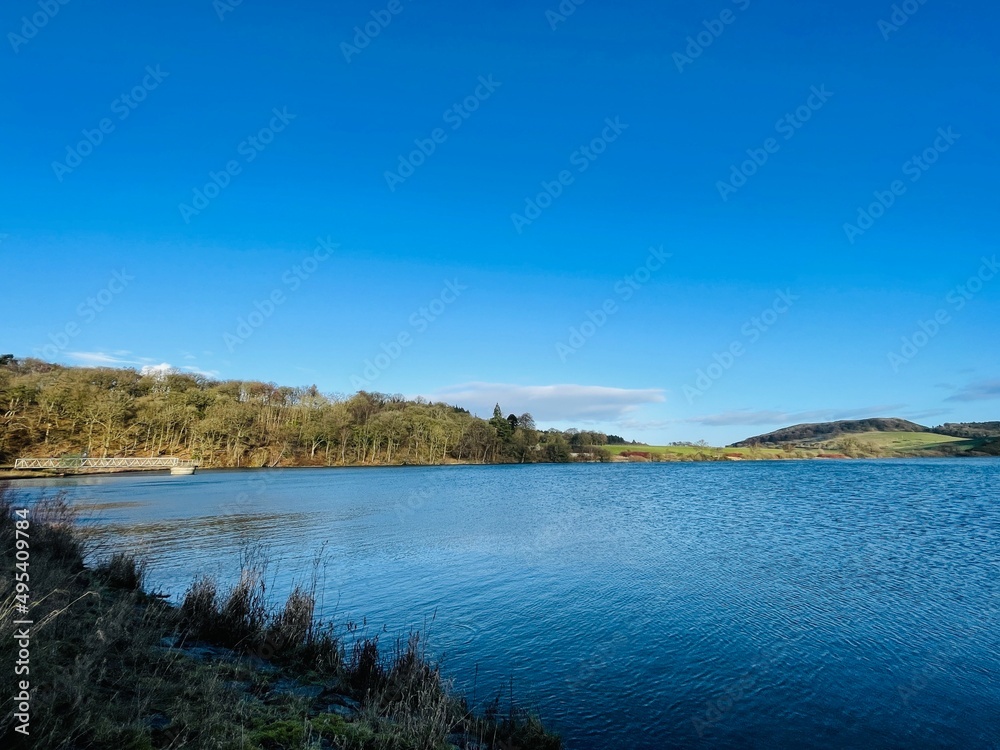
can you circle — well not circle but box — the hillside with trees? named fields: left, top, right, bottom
left=0, top=357, right=615, bottom=468
left=733, top=417, right=1000, bottom=455
left=732, top=418, right=928, bottom=447
left=930, top=422, right=1000, bottom=439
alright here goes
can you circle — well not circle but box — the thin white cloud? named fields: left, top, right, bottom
left=67, top=351, right=138, bottom=366
left=947, top=379, right=1000, bottom=402
left=183, top=365, right=220, bottom=379
left=900, top=408, right=952, bottom=421
left=687, top=405, right=907, bottom=427
left=427, top=382, right=666, bottom=422
left=617, top=418, right=679, bottom=431
left=67, top=351, right=218, bottom=380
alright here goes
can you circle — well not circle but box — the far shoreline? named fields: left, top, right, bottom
left=3, top=452, right=996, bottom=481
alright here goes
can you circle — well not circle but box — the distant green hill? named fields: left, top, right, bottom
left=733, top=418, right=1000, bottom=457
left=731, top=418, right=927, bottom=447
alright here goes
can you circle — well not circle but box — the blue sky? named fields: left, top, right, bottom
left=1, top=0, right=998, bottom=444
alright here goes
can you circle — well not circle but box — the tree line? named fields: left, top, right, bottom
left=0, top=356, right=621, bottom=467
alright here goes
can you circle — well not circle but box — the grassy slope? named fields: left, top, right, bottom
left=820, top=431, right=972, bottom=453
left=602, top=431, right=990, bottom=460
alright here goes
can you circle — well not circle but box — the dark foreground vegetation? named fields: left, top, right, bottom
left=0, top=484, right=560, bottom=749
left=0, top=356, right=617, bottom=467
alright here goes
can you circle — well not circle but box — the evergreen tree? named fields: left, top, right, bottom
left=489, top=403, right=514, bottom=447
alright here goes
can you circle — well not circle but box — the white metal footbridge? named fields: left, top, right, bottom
left=14, top=457, right=199, bottom=474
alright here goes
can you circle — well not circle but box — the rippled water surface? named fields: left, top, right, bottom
left=12, top=460, right=1000, bottom=748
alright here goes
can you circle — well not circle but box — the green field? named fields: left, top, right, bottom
left=599, top=444, right=811, bottom=460
left=821, top=431, right=976, bottom=454
left=597, top=431, right=986, bottom=461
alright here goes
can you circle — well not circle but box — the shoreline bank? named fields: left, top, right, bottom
left=0, top=486, right=561, bottom=749
left=3, top=451, right=996, bottom=481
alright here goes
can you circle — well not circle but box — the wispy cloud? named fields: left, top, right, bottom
left=617, top=418, right=679, bottom=431
left=67, top=351, right=139, bottom=366
left=183, top=365, right=220, bottom=379
left=67, top=351, right=220, bottom=380
left=899, top=408, right=952, bottom=421
left=946, top=379, right=1000, bottom=402
left=687, top=405, right=906, bottom=427
left=427, top=382, right=666, bottom=422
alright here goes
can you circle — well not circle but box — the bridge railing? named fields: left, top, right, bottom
left=13, top=457, right=199, bottom=470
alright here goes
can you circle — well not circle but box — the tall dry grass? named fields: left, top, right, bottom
left=0, top=482, right=560, bottom=749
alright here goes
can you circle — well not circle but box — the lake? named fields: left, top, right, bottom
left=9, top=460, right=1000, bottom=749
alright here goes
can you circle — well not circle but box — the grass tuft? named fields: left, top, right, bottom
left=94, top=552, right=147, bottom=591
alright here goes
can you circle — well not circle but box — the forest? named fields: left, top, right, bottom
left=0, top=356, right=623, bottom=467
